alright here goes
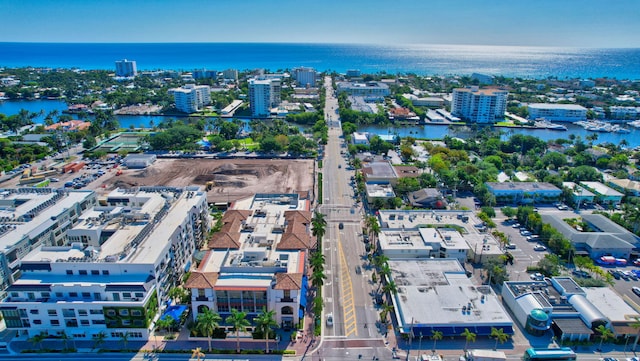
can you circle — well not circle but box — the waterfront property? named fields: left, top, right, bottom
left=451, top=86, right=508, bottom=124
left=501, top=277, right=639, bottom=341
left=336, top=81, right=390, bottom=100
left=0, top=188, right=97, bottom=292
left=169, top=84, right=212, bottom=114
left=249, top=78, right=282, bottom=118
left=485, top=182, right=562, bottom=205
left=186, top=193, right=312, bottom=330
left=292, top=67, right=317, bottom=87
left=579, top=181, right=624, bottom=206
left=527, top=104, right=587, bottom=123
left=0, top=186, right=210, bottom=341
left=390, top=258, right=513, bottom=338
left=540, top=213, right=639, bottom=259
left=115, top=59, right=137, bottom=78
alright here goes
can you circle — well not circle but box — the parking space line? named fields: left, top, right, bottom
left=337, top=230, right=357, bottom=337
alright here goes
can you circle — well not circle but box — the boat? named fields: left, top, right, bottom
left=534, top=119, right=567, bottom=131
left=612, top=125, right=631, bottom=133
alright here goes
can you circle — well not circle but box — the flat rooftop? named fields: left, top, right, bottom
left=486, top=182, right=561, bottom=192
left=389, top=259, right=512, bottom=328
left=563, top=182, right=595, bottom=197
left=580, top=181, right=624, bottom=197
left=529, top=103, right=587, bottom=110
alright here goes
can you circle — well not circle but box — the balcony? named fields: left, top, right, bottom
left=279, top=297, right=294, bottom=303
left=195, top=296, right=210, bottom=302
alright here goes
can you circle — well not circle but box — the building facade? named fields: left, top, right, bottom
left=293, top=67, right=317, bottom=87
left=0, top=187, right=210, bottom=341
left=451, top=87, right=508, bottom=123
left=485, top=182, right=562, bottom=204
left=0, top=188, right=97, bottom=292
left=527, top=104, right=588, bottom=122
left=115, top=59, right=137, bottom=77
left=185, top=193, right=313, bottom=330
left=170, top=85, right=212, bottom=113
left=336, top=82, right=390, bottom=99
left=249, top=79, right=281, bottom=118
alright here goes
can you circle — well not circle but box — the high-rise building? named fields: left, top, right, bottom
left=193, top=69, right=218, bottom=80
left=170, top=84, right=212, bottom=113
left=222, top=69, right=238, bottom=81
left=249, top=78, right=281, bottom=118
left=293, top=67, right=317, bottom=87
left=114, top=59, right=137, bottom=77
left=451, top=87, right=508, bottom=123
left=0, top=187, right=210, bottom=341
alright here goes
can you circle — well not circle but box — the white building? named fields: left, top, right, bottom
left=0, top=188, right=97, bottom=291
left=185, top=193, right=313, bottom=330
left=123, top=154, right=157, bottom=169
left=609, top=106, right=640, bottom=120
left=170, top=84, right=212, bottom=113
left=336, top=82, right=390, bottom=100
left=249, top=78, right=281, bottom=118
left=364, top=183, right=395, bottom=204
left=115, top=59, right=137, bottom=77
left=222, top=69, right=238, bottom=81
left=293, top=67, right=317, bottom=87
left=527, top=104, right=588, bottom=122
left=451, top=87, right=508, bottom=123
left=352, top=132, right=369, bottom=145
left=0, top=187, right=210, bottom=341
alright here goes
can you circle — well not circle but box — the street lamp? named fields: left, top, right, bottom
left=419, top=332, right=423, bottom=356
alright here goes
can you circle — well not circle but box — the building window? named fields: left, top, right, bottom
left=50, top=320, right=60, bottom=326
left=78, top=310, right=88, bottom=316
left=106, top=310, right=116, bottom=317
left=112, top=293, right=120, bottom=301
left=122, top=293, right=131, bottom=299
left=135, top=292, right=144, bottom=298
left=69, top=292, right=78, bottom=298
left=91, top=270, right=99, bottom=275
left=90, top=309, right=103, bottom=315
left=41, top=292, right=50, bottom=298
left=79, top=270, right=88, bottom=275
left=10, top=292, right=18, bottom=298
left=30, top=309, right=39, bottom=314
left=66, top=270, right=73, bottom=275
left=47, top=309, right=57, bottom=316
left=131, top=310, right=142, bottom=317
left=55, top=292, right=63, bottom=298
left=82, top=292, right=91, bottom=299
left=133, top=319, right=144, bottom=327
left=102, top=270, right=109, bottom=276
left=81, top=319, right=90, bottom=326
left=33, top=319, right=42, bottom=325
left=119, top=309, right=129, bottom=316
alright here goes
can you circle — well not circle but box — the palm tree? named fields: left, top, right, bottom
left=378, top=263, right=391, bottom=291
left=120, top=331, right=130, bottom=350
left=631, top=316, right=640, bottom=351
left=461, top=328, right=476, bottom=351
left=310, top=270, right=327, bottom=289
left=311, top=212, right=327, bottom=247
left=431, top=330, right=443, bottom=353
left=490, top=327, right=509, bottom=350
left=382, top=280, right=398, bottom=297
left=380, top=303, right=394, bottom=323
left=373, top=254, right=389, bottom=272
left=310, top=252, right=325, bottom=271
left=596, top=324, right=614, bottom=352
left=92, top=331, right=106, bottom=350
left=156, top=315, right=175, bottom=335
left=191, top=347, right=205, bottom=361
left=196, top=308, right=222, bottom=352
left=226, top=308, right=250, bottom=353
left=28, top=333, right=46, bottom=350
left=254, top=307, right=279, bottom=353
left=60, top=331, right=73, bottom=350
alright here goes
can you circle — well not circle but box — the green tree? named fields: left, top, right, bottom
left=156, top=315, right=176, bottom=334
left=431, top=330, right=443, bottom=352
left=120, top=331, right=130, bottom=350
left=595, top=324, right=614, bottom=351
left=28, top=333, right=46, bottom=350
left=490, top=327, right=509, bottom=350
left=501, top=206, right=516, bottom=219
left=196, top=308, right=223, bottom=352
left=310, top=270, right=327, bottom=289
left=226, top=308, right=250, bottom=353
left=92, top=331, right=106, bottom=350
left=461, top=328, right=477, bottom=351
left=253, top=307, right=279, bottom=353
left=311, top=212, right=327, bottom=247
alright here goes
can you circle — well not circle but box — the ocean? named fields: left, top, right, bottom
left=1, top=42, right=639, bottom=79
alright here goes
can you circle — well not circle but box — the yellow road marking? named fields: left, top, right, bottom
left=337, top=230, right=357, bottom=337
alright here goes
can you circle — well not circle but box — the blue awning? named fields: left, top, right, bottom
left=299, top=275, right=308, bottom=319
left=161, top=305, right=188, bottom=323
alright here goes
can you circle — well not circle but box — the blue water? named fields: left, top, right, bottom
left=2, top=99, right=639, bottom=147
left=1, top=43, right=639, bottom=79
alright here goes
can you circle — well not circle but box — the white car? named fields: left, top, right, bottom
left=534, top=245, right=547, bottom=251
left=326, top=313, right=334, bottom=327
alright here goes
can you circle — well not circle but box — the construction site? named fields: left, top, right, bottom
left=106, top=158, right=315, bottom=204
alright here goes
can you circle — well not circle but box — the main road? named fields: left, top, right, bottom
left=314, top=76, right=390, bottom=360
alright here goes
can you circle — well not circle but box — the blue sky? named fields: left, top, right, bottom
left=1, top=0, right=639, bottom=47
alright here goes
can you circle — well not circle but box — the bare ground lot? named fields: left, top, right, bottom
left=105, top=158, right=315, bottom=203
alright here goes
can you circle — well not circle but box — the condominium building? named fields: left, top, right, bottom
left=451, top=87, right=508, bottom=123
left=0, top=188, right=97, bottom=292
left=185, top=193, right=313, bottom=330
left=193, top=69, right=218, bottom=80
left=336, top=81, right=390, bottom=100
left=222, top=69, right=238, bottom=81
left=249, top=78, right=281, bottom=118
left=0, top=187, right=210, bottom=341
left=170, top=84, right=212, bottom=113
left=115, top=59, right=137, bottom=77
left=293, top=67, right=317, bottom=87
left=527, top=103, right=588, bottom=122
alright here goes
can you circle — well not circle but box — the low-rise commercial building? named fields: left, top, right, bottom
left=390, top=259, right=513, bottom=338
left=0, top=186, right=210, bottom=341
left=351, top=132, right=370, bottom=145
left=579, top=181, right=624, bottom=206
left=527, top=104, right=587, bottom=122
left=361, top=161, right=399, bottom=186
left=365, top=183, right=395, bottom=204
left=336, top=82, right=390, bottom=100
left=123, top=154, right=157, bottom=169
left=186, top=193, right=313, bottom=330
left=562, top=182, right=595, bottom=206
left=607, top=178, right=640, bottom=197
left=485, top=182, right=562, bottom=204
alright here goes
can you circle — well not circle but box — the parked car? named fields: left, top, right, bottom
left=609, top=270, right=621, bottom=280
left=355, top=265, right=362, bottom=274
left=512, top=223, right=521, bottom=228
left=572, top=270, right=591, bottom=278
left=530, top=272, right=544, bottom=281
left=533, top=245, right=547, bottom=251
left=505, top=244, right=516, bottom=250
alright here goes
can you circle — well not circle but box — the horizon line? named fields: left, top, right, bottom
left=0, top=41, right=638, bottom=50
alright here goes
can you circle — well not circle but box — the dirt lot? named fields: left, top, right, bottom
left=101, top=158, right=315, bottom=203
